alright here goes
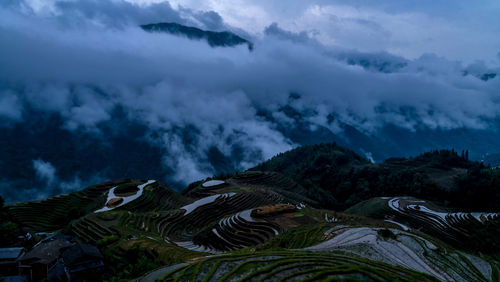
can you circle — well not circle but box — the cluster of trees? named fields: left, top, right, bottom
left=0, top=196, right=21, bottom=247
left=255, top=143, right=500, bottom=211
left=411, top=149, right=473, bottom=169
left=100, top=244, right=160, bottom=279
left=454, top=166, right=500, bottom=211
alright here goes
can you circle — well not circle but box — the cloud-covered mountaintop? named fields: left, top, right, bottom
left=0, top=0, right=499, bottom=202
left=141, top=22, right=253, bottom=49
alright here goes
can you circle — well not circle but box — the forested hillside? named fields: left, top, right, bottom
left=254, top=143, right=500, bottom=211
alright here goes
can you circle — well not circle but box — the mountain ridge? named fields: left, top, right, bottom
left=140, top=22, right=253, bottom=50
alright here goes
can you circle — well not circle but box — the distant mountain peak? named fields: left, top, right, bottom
left=140, top=22, right=253, bottom=50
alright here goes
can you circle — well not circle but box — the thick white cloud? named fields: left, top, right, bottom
left=150, top=0, right=500, bottom=63
left=1, top=0, right=500, bottom=189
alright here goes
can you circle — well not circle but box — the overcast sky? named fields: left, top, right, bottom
left=125, top=0, right=500, bottom=63
left=1, top=0, right=499, bottom=200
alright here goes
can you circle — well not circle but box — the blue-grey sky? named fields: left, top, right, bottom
left=0, top=0, right=499, bottom=201
left=132, top=0, right=500, bottom=63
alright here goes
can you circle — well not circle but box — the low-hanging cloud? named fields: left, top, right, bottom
left=1, top=0, right=499, bottom=201
left=0, top=90, right=22, bottom=122
left=32, top=159, right=56, bottom=185
left=3, top=161, right=105, bottom=203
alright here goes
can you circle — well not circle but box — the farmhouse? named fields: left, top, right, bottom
left=60, top=243, right=104, bottom=281
left=0, top=247, right=25, bottom=276
left=18, top=239, right=73, bottom=281
left=16, top=235, right=104, bottom=281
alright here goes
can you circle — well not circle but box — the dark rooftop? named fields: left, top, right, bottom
left=0, top=247, right=24, bottom=260
left=61, top=243, right=103, bottom=266
left=19, top=240, right=73, bottom=264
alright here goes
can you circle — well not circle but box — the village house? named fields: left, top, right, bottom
left=16, top=234, right=104, bottom=281
left=17, top=238, right=73, bottom=281
left=0, top=247, right=25, bottom=277
left=60, top=243, right=104, bottom=281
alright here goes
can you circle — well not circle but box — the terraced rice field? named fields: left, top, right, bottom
left=388, top=197, right=499, bottom=227
left=160, top=191, right=281, bottom=242
left=71, top=216, right=116, bottom=243
left=386, top=197, right=500, bottom=251
left=6, top=181, right=119, bottom=231
left=95, top=180, right=156, bottom=213
left=201, top=180, right=225, bottom=188
left=303, top=226, right=492, bottom=281
left=111, top=181, right=187, bottom=213
left=180, top=193, right=236, bottom=215
left=263, top=224, right=331, bottom=249
left=8, top=175, right=499, bottom=282
left=8, top=173, right=499, bottom=281
left=347, top=196, right=500, bottom=254
left=193, top=209, right=280, bottom=251
left=69, top=188, right=289, bottom=253
left=228, top=171, right=318, bottom=206
left=158, top=251, right=437, bottom=281
left=6, top=179, right=186, bottom=233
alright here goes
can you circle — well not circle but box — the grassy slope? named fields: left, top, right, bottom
left=344, top=197, right=388, bottom=217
